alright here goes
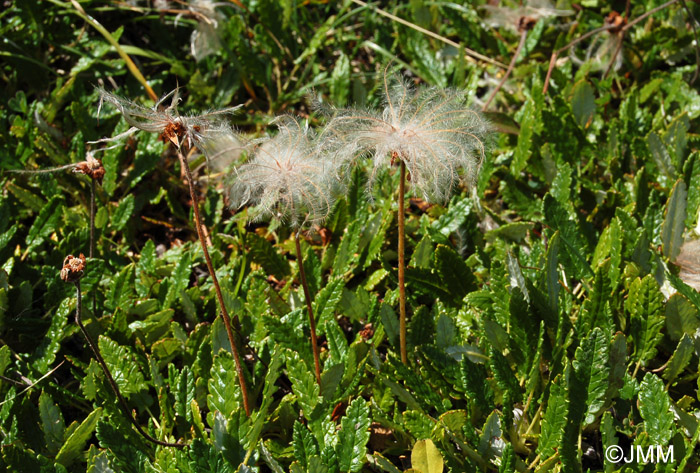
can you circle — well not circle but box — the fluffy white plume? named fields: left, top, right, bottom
left=229, top=116, right=336, bottom=228
left=321, top=73, right=489, bottom=203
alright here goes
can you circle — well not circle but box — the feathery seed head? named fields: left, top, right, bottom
left=195, top=123, right=245, bottom=173
left=482, top=0, right=573, bottom=32
left=229, top=116, right=335, bottom=228
left=189, top=0, right=226, bottom=61
left=323, top=73, right=489, bottom=203
left=96, top=87, right=241, bottom=162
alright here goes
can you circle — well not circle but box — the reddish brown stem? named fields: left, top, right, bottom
left=90, top=178, right=97, bottom=317
left=75, top=281, right=185, bottom=448
left=89, top=179, right=95, bottom=259
left=483, top=29, right=528, bottom=111
left=398, top=160, right=407, bottom=364
left=544, top=0, right=680, bottom=94
left=543, top=24, right=616, bottom=94
left=295, top=233, right=322, bottom=385
left=177, top=152, right=251, bottom=417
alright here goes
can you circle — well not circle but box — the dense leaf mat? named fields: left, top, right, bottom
left=1, top=0, right=700, bottom=472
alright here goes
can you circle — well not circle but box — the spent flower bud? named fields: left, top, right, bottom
left=60, top=254, right=86, bottom=283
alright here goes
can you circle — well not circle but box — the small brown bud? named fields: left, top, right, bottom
left=74, top=155, right=106, bottom=184
left=60, top=254, right=86, bottom=283
left=517, top=16, right=537, bottom=32
left=359, top=323, right=374, bottom=341
left=605, top=11, right=626, bottom=33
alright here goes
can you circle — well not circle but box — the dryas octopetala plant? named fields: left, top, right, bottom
left=96, top=87, right=252, bottom=415
left=229, top=116, right=339, bottom=384
left=320, top=70, right=490, bottom=364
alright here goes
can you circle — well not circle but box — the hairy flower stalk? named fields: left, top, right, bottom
left=8, top=153, right=105, bottom=258
left=61, top=254, right=185, bottom=448
left=397, top=158, right=407, bottom=363
left=323, top=72, right=488, bottom=364
left=75, top=153, right=106, bottom=315
left=230, top=116, right=335, bottom=384
left=295, top=233, right=322, bottom=384
left=7, top=153, right=105, bottom=319
left=97, top=88, right=252, bottom=416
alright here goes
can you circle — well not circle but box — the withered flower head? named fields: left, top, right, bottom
left=60, top=254, right=86, bottom=283
left=74, top=153, right=106, bottom=184
left=95, top=87, right=241, bottom=159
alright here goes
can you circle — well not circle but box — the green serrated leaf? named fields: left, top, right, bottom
left=477, top=411, right=501, bottom=461
left=25, top=195, right=62, bottom=250
left=663, top=333, right=694, bottom=384
left=330, top=53, right=350, bottom=106
left=286, top=351, right=321, bottom=419
left=404, top=267, right=452, bottom=302
left=39, top=391, right=65, bottom=455
left=430, top=197, right=472, bottom=237
left=129, top=309, right=173, bottom=345
left=207, top=351, right=241, bottom=419
left=627, top=275, right=665, bottom=365
left=499, top=443, right=515, bottom=473
left=538, top=376, right=567, bottom=459
left=164, top=250, right=191, bottom=309
left=433, top=245, right=475, bottom=304
left=336, top=397, right=370, bottom=473
left=513, top=96, right=540, bottom=174
left=662, top=179, right=687, bottom=260
left=247, top=233, right=290, bottom=279
left=571, top=80, right=595, bottom=128
left=368, top=453, right=402, bottom=473
left=112, top=194, right=135, bottom=232
left=106, top=264, right=135, bottom=311
left=313, top=278, right=344, bottom=327
left=98, top=336, right=148, bottom=397
left=560, top=363, right=584, bottom=473
left=579, top=328, right=610, bottom=426
left=332, top=217, right=363, bottom=276
left=665, top=293, right=700, bottom=341
left=648, top=132, right=677, bottom=180
left=293, top=421, right=319, bottom=470
left=639, top=373, right=675, bottom=445
left=380, top=302, right=399, bottom=347
left=543, top=194, right=593, bottom=281
left=32, top=297, right=71, bottom=372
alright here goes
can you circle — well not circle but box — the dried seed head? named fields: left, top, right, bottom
left=60, top=254, right=86, bottom=283
left=228, top=116, right=336, bottom=228
left=482, top=0, right=573, bottom=32
left=74, top=153, right=106, bottom=184
left=322, top=71, right=490, bottom=203
left=95, top=87, right=241, bottom=160
left=189, top=0, right=226, bottom=61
